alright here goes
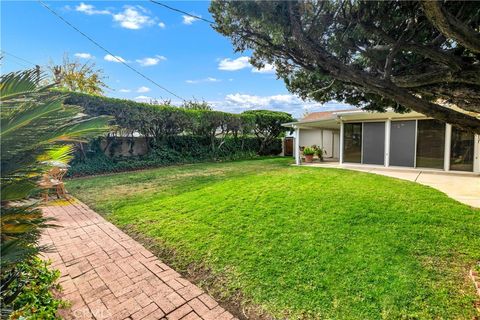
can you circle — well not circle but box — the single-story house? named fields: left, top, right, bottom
left=283, top=109, right=480, bottom=173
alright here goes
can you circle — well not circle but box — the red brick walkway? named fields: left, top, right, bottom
left=40, top=200, right=237, bottom=320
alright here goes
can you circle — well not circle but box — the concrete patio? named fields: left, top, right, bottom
left=300, top=162, right=480, bottom=208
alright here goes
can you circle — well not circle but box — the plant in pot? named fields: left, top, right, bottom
left=303, top=146, right=315, bottom=163
left=313, top=145, right=325, bottom=162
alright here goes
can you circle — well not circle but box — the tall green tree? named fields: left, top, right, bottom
left=210, top=1, right=480, bottom=133
left=0, top=69, right=110, bottom=316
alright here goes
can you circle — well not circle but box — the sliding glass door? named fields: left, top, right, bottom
left=362, top=122, right=385, bottom=165
left=450, top=127, right=474, bottom=171
left=416, top=119, right=445, bottom=169
left=390, top=120, right=416, bottom=167
left=343, top=123, right=362, bottom=163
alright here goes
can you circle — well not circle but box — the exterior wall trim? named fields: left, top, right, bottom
left=385, top=119, right=391, bottom=167
left=339, top=122, right=344, bottom=164
left=294, top=126, right=300, bottom=165
left=444, top=124, right=452, bottom=171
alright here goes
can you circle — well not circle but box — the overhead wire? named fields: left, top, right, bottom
left=1, top=50, right=37, bottom=67
left=37, top=0, right=186, bottom=101
left=149, top=0, right=215, bottom=24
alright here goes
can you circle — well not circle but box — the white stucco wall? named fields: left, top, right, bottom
left=322, top=130, right=333, bottom=158
left=299, top=128, right=340, bottom=159
left=299, top=129, right=322, bottom=147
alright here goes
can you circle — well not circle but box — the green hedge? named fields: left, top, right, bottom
left=68, top=136, right=282, bottom=177
left=64, top=92, right=291, bottom=176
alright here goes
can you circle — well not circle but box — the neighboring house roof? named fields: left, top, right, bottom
left=301, top=110, right=341, bottom=122
left=283, top=108, right=427, bottom=129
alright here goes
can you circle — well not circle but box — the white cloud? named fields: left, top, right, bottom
left=208, top=93, right=353, bottom=117
left=76, top=3, right=156, bottom=30
left=252, top=63, right=275, bottom=74
left=219, top=57, right=278, bottom=74
left=104, top=54, right=126, bottom=63
left=182, top=15, right=199, bottom=25
left=113, top=6, right=155, bottom=30
left=136, top=86, right=150, bottom=93
left=218, top=57, right=251, bottom=71
left=158, top=22, right=166, bottom=28
left=134, top=95, right=152, bottom=102
left=136, top=55, right=166, bottom=67
left=75, top=2, right=111, bottom=15
left=74, top=52, right=94, bottom=59
left=118, top=88, right=131, bottom=93
left=185, top=77, right=221, bottom=84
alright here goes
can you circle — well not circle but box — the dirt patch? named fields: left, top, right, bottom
left=471, top=262, right=480, bottom=314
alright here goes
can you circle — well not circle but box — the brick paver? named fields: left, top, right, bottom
left=40, top=200, right=237, bottom=320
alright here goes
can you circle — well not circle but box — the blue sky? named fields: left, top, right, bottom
left=1, top=1, right=351, bottom=117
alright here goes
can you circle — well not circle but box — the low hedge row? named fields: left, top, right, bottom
left=68, top=136, right=282, bottom=177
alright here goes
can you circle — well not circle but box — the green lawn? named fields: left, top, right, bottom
left=67, top=158, right=480, bottom=319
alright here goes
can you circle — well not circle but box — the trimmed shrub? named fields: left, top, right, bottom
left=64, top=93, right=290, bottom=176
left=68, top=136, right=281, bottom=177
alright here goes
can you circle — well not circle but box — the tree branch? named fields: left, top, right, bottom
left=392, top=65, right=480, bottom=88
left=360, top=22, right=464, bottom=70
left=421, top=1, right=480, bottom=53
left=285, top=2, right=480, bottom=134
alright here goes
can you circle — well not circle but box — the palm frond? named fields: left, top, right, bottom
left=0, top=69, right=53, bottom=101
left=0, top=96, right=65, bottom=138
left=1, top=69, right=111, bottom=281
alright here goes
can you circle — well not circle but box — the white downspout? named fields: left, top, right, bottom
left=294, top=126, right=301, bottom=165
left=339, top=121, right=344, bottom=164
left=444, top=124, right=452, bottom=171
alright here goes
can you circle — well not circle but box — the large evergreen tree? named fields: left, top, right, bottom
left=210, top=1, right=480, bottom=133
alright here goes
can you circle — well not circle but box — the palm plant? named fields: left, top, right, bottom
left=0, top=69, right=110, bottom=315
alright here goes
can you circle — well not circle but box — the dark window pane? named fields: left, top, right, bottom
left=390, top=120, right=416, bottom=167
left=363, top=122, right=385, bottom=165
left=450, top=127, right=474, bottom=171
left=343, top=123, right=362, bottom=163
left=416, top=120, right=445, bottom=169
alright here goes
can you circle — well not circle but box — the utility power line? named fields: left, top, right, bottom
left=38, top=0, right=186, bottom=101
left=149, top=0, right=215, bottom=24
left=2, top=57, right=30, bottom=69
left=1, top=50, right=37, bottom=67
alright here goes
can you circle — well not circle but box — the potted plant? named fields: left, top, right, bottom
left=313, top=145, right=325, bottom=162
left=303, top=146, right=315, bottom=163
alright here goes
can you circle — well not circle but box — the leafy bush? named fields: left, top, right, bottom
left=68, top=136, right=281, bottom=177
left=64, top=92, right=291, bottom=156
left=6, top=258, right=67, bottom=319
